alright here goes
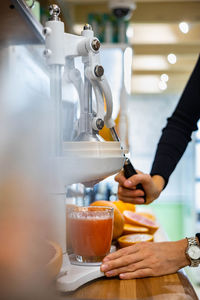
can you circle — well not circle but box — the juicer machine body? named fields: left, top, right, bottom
left=43, top=4, right=124, bottom=292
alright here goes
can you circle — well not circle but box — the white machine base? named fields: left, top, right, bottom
left=56, top=254, right=104, bottom=292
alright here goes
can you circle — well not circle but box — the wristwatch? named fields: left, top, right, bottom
left=186, top=237, right=200, bottom=267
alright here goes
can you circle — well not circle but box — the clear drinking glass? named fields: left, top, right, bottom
left=68, top=206, right=114, bottom=263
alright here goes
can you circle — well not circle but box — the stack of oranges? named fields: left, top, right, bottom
left=90, top=200, right=159, bottom=248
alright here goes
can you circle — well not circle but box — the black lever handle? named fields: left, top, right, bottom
left=123, top=158, right=146, bottom=203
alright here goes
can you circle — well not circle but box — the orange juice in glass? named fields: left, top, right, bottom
left=68, top=206, right=114, bottom=263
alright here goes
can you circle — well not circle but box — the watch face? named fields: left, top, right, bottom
left=188, top=245, right=200, bottom=260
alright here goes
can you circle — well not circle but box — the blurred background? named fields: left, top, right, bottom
left=1, top=0, right=200, bottom=298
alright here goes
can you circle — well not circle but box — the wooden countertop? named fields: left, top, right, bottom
left=61, top=270, right=198, bottom=300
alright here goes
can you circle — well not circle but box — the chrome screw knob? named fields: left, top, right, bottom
left=49, top=4, right=60, bottom=21
left=91, top=39, right=101, bottom=51
left=96, top=119, right=104, bottom=130
left=94, top=65, right=104, bottom=77
left=83, top=24, right=92, bottom=30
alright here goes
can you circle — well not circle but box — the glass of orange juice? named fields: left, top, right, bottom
left=68, top=206, right=114, bottom=263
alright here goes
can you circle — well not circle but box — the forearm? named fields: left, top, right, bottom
left=151, top=56, right=200, bottom=186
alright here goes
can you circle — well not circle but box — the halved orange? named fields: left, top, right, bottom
left=118, top=234, right=153, bottom=248
left=123, top=223, right=149, bottom=234
left=136, top=211, right=156, bottom=221
left=113, top=200, right=136, bottom=214
left=123, top=211, right=159, bottom=234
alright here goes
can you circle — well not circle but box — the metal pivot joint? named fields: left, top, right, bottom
left=49, top=4, right=61, bottom=21
left=96, top=119, right=104, bottom=130
left=94, top=65, right=104, bottom=77
left=91, top=39, right=101, bottom=51
left=83, top=24, right=92, bottom=31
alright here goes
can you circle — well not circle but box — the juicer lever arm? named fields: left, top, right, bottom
left=108, top=124, right=146, bottom=203
left=85, top=46, right=115, bottom=128
left=97, top=76, right=115, bottom=129
left=85, top=74, right=115, bottom=131
left=91, top=81, right=105, bottom=131
left=124, top=158, right=146, bottom=203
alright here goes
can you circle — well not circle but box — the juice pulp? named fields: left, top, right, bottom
left=69, top=215, right=113, bottom=262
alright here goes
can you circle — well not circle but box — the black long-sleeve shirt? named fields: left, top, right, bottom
left=150, top=55, right=200, bottom=186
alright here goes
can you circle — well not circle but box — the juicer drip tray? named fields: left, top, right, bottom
left=56, top=254, right=104, bottom=292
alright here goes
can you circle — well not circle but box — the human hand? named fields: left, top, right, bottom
left=100, top=239, right=189, bottom=279
left=115, top=171, right=165, bottom=204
